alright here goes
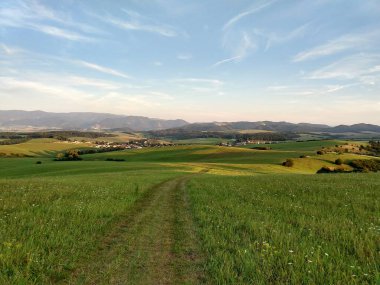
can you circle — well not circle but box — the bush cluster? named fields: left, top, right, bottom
left=349, top=159, right=380, bottom=172
left=282, top=159, right=294, bottom=167
left=54, top=150, right=82, bottom=161
left=317, top=167, right=347, bottom=174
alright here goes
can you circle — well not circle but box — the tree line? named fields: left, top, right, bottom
left=146, top=130, right=298, bottom=141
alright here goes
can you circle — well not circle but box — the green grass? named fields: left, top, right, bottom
left=0, top=138, right=90, bottom=157
left=0, top=162, right=182, bottom=284
left=188, top=173, right=380, bottom=284
left=173, top=138, right=233, bottom=145
left=0, top=140, right=379, bottom=284
left=243, top=140, right=343, bottom=152
left=83, top=145, right=307, bottom=165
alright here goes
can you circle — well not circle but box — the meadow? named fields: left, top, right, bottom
left=188, top=174, right=379, bottom=284
left=0, top=139, right=379, bottom=284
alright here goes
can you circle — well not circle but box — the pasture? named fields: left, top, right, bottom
left=0, top=139, right=379, bottom=284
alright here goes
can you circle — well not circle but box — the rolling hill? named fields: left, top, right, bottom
left=1, top=111, right=380, bottom=135
left=0, top=110, right=188, bottom=131
left=154, top=121, right=380, bottom=133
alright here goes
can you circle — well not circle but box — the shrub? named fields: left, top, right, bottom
left=36, top=161, right=42, bottom=164
left=54, top=150, right=82, bottom=161
left=317, top=166, right=349, bottom=174
left=349, top=159, right=380, bottom=172
left=105, top=158, right=125, bottom=162
left=335, top=158, right=343, bottom=165
left=251, top=146, right=271, bottom=150
left=282, top=159, right=294, bottom=167
left=316, top=150, right=324, bottom=155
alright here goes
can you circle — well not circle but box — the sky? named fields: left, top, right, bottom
left=1, top=0, right=380, bottom=125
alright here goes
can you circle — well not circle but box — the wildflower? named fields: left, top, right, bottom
left=324, top=253, right=328, bottom=256
left=289, top=250, right=294, bottom=253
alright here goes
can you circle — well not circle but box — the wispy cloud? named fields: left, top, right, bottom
left=223, top=0, right=277, bottom=30
left=0, top=44, right=133, bottom=81
left=99, top=9, right=182, bottom=37
left=212, top=56, right=242, bottom=67
left=214, top=32, right=256, bottom=67
left=0, top=43, right=24, bottom=55
left=29, top=24, right=95, bottom=41
left=0, top=76, right=93, bottom=102
left=257, top=23, right=310, bottom=50
left=266, top=83, right=357, bottom=97
left=0, top=0, right=99, bottom=41
left=174, top=78, right=223, bottom=86
left=293, top=32, right=378, bottom=62
left=307, top=53, right=380, bottom=84
left=173, top=78, right=224, bottom=93
left=75, top=60, right=132, bottom=79
left=177, top=53, right=192, bottom=60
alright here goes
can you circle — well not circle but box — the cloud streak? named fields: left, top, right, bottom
left=293, top=32, right=378, bottom=62
left=212, top=56, right=242, bottom=67
left=307, top=53, right=380, bottom=83
left=173, top=77, right=224, bottom=93
left=0, top=0, right=99, bottom=41
left=223, top=0, right=277, bottom=30
left=75, top=61, right=132, bottom=79
left=99, top=9, right=182, bottom=37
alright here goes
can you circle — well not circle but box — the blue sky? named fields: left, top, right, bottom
left=1, top=0, right=379, bottom=125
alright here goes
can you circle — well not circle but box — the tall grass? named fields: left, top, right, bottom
left=0, top=170, right=180, bottom=284
left=188, top=173, right=380, bottom=284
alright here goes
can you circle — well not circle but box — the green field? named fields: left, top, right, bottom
left=0, top=140, right=379, bottom=284
left=173, top=138, right=232, bottom=145
left=0, top=138, right=90, bottom=157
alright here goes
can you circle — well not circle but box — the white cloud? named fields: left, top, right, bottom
left=0, top=0, right=99, bottom=41
left=0, top=73, right=174, bottom=115
left=177, top=53, right=192, bottom=60
left=76, top=61, right=131, bottom=79
left=293, top=32, right=379, bottom=62
left=174, top=78, right=223, bottom=86
left=0, top=76, right=93, bottom=102
left=212, top=56, right=242, bottom=67
left=173, top=78, right=224, bottom=93
left=29, top=24, right=94, bottom=41
left=0, top=43, right=24, bottom=55
left=223, top=0, right=277, bottom=30
left=99, top=9, right=182, bottom=37
left=215, top=32, right=256, bottom=67
left=257, top=23, right=310, bottom=50
left=307, top=53, right=380, bottom=84
left=266, top=83, right=357, bottom=97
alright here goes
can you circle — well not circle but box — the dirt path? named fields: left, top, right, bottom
left=69, top=175, right=204, bottom=285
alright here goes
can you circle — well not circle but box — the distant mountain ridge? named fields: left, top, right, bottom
left=0, top=110, right=188, bottom=131
left=0, top=110, right=379, bottom=133
left=159, top=121, right=380, bottom=133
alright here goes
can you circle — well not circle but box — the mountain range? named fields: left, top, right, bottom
left=169, top=121, right=380, bottom=133
left=0, top=110, right=188, bottom=131
left=0, top=110, right=380, bottom=133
